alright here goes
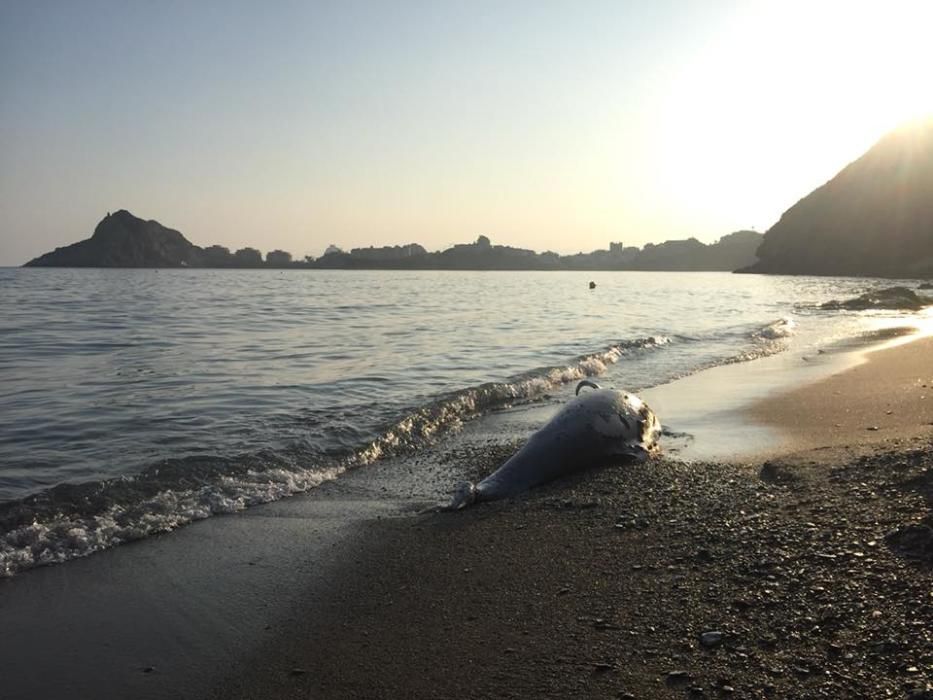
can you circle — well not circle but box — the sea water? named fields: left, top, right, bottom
left=0, top=268, right=926, bottom=575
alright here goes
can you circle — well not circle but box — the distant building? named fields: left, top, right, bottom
left=349, top=243, right=427, bottom=261
left=201, top=245, right=234, bottom=267
left=324, top=244, right=344, bottom=256
left=233, top=247, right=263, bottom=266
left=266, top=250, right=292, bottom=266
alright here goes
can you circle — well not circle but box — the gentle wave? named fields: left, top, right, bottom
left=721, top=318, right=798, bottom=364
left=0, top=461, right=343, bottom=577
left=0, top=336, right=671, bottom=577
left=349, top=335, right=671, bottom=465
left=754, top=317, right=797, bottom=340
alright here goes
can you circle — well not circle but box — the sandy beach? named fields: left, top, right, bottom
left=211, top=338, right=933, bottom=699
left=1, top=336, right=931, bottom=700
left=7, top=5, right=933, bottom=699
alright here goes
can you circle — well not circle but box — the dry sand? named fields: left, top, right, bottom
left=213, top=337, right=933, bottom=699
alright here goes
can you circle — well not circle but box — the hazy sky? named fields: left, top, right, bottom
left=2, top=0, right=931, bottom=265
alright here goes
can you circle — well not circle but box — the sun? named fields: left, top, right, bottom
left=655, top=0, right=933, bottom=233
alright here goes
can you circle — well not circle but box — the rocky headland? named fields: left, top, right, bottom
left=25, top=210, right=201, bottom=268
left=742, top=120, right=933, bottom=278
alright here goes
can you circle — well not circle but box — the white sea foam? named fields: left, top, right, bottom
left=350, top=335, right=671, bottom=463
left=0, top=465, right=344, bottom=578
left=754, top=317, right=797, bottom=340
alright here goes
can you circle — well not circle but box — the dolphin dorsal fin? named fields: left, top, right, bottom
left=576, top=379, right=601, bottom=395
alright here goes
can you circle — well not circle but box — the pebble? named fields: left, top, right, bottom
left=700, top=631, right=723, bottom=648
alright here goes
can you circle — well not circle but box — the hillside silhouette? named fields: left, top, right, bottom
left=24, top=212, right=762, bottom=271
left=743, top=120, right=933, bottom=278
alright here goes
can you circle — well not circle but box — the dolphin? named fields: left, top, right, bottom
left=445, top=379, right=661, bottom=509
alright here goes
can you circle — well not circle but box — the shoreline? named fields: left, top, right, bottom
left=641, top=327, right=933, bottom=462
left=749, top=336, right=933, bottom=456
left=213, top=335, right=933, bottom=699
left=1, top=334, right=931, bottom=699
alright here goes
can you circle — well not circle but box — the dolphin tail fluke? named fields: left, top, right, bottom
left=441, top=481, right=478, bottom=511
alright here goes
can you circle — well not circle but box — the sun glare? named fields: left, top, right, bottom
left=658, top=0, right=933, bottom=231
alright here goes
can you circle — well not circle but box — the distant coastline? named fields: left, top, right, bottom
left=22, top=119, right=933, bottom=277
left=23, top=210, right=763, bottom=272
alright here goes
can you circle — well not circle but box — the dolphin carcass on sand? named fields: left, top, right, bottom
left=445, top=380, right=661, bottom=509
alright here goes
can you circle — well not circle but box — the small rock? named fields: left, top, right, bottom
left=142, top=666, right=155, bottom=674
left=666, top=670, right=690, bottom=686
left=867, top=426, right=880, bottom=431
left=885, top=524, right=933, bottom=561
left=906, top=688, right=933, bottom=700
left=290, top=668, right=307, bottom=676
left=700, top=631, right=723, bottom=648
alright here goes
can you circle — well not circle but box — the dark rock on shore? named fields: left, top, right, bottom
left=741, top=120, right=933, bottom=278
left=820, top=286, right=933, bottom=311
left=886, top=524, right=933, bottom=562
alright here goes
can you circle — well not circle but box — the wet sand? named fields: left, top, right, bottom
left=213, top=337, right=933, bottom=699
left=751, top=336, right=933, bottom=454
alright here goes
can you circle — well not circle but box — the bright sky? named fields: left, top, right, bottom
left=1, top=0, right=931, bottom=265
